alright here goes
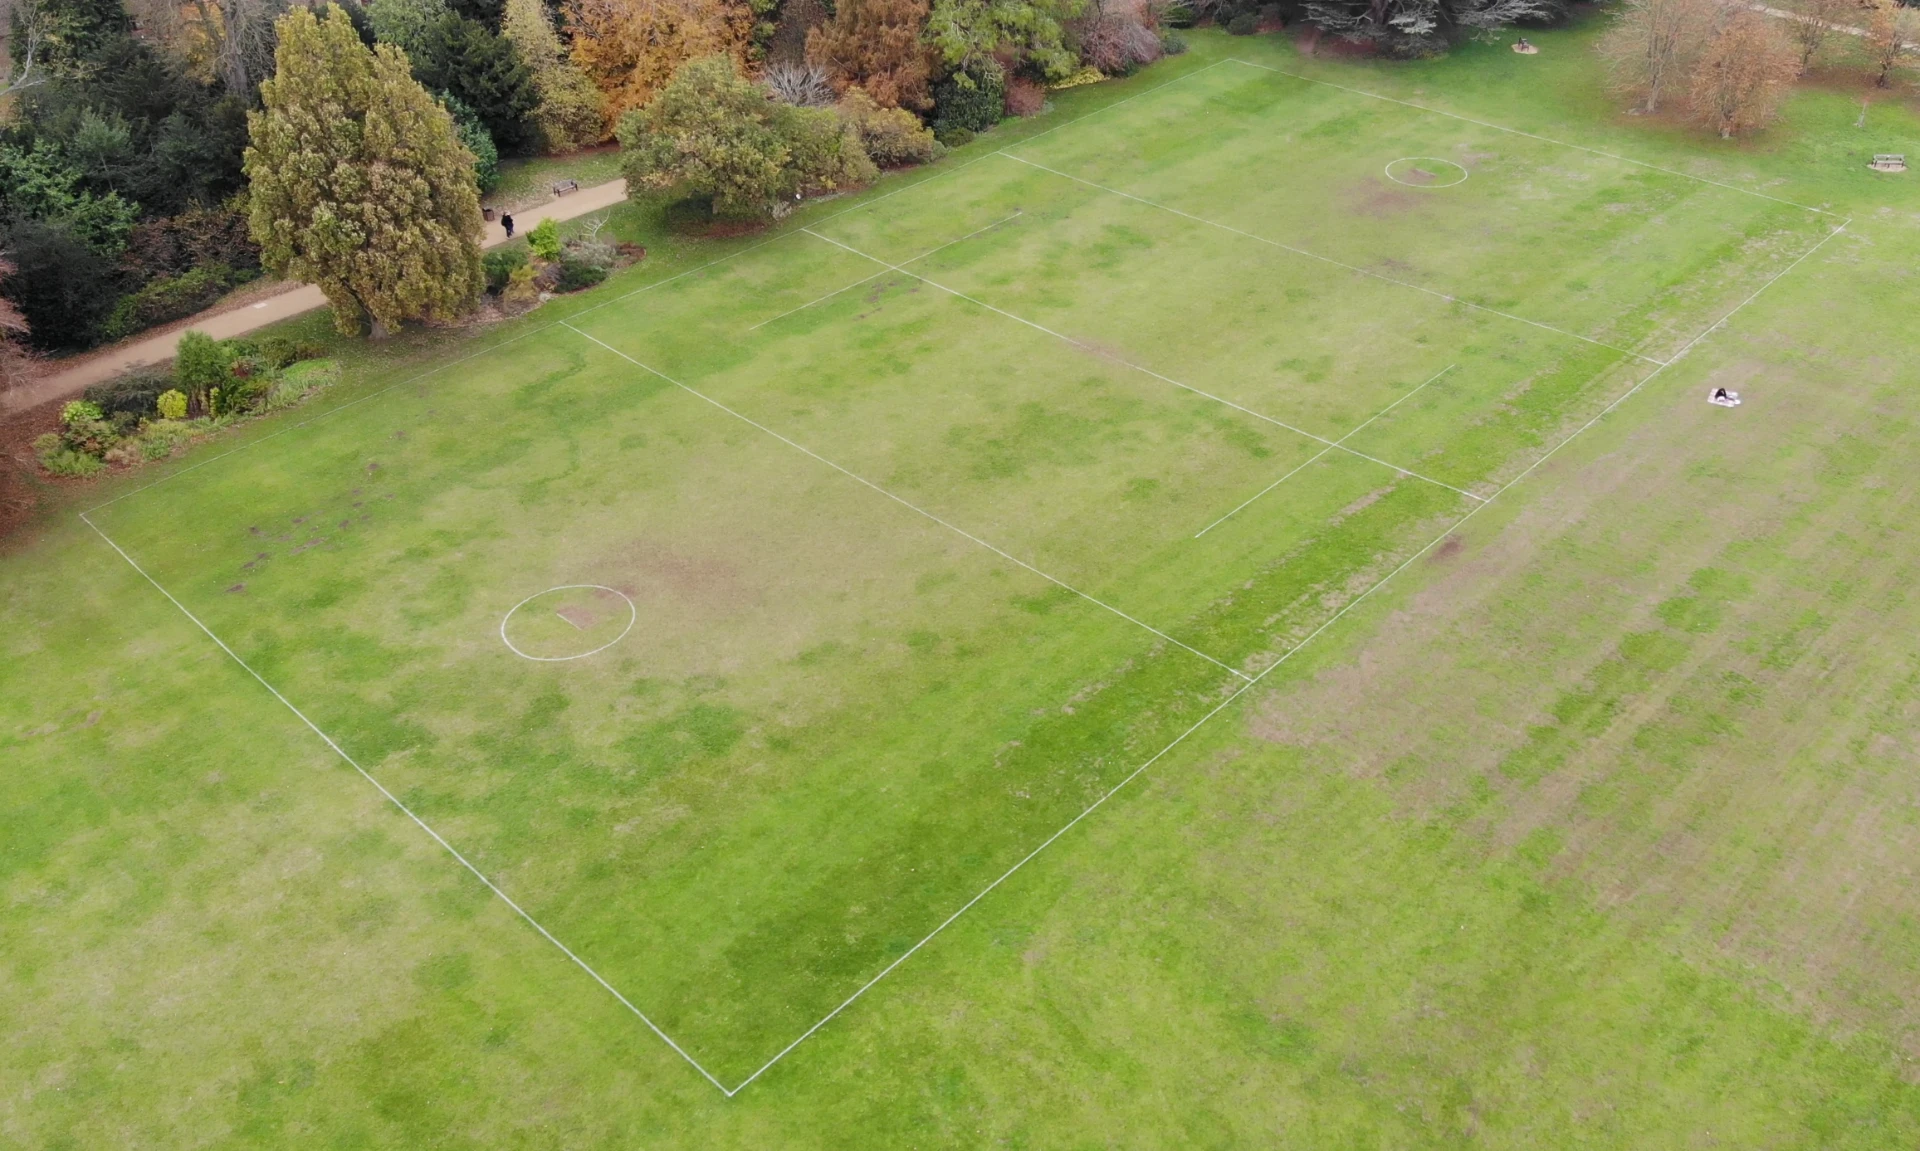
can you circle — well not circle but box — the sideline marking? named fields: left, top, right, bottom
left=560, top=322, right=1252, bottom=683
left=1226, top=57, right=1842, bottom=218
left=998, top=152, right=1670, bottom=368
left=722, top=215, right=1851, bottom=1096
left=1196, top=363, right=1457, bottom=538
left=500, top=584, right=637, bottom=661
left=78, top=514, right=730, bottom=1094
left=799, top=228, right=1487, bottom=505
left=749, top=212, right=1024, bottom=332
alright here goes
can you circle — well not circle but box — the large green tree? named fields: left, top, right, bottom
left=244, top=3, right=484, bottom=336
left=618, top=54, right=875, bottom=219
left=501, top=0, right=605, bottom=150
left=409, top=11, right=540, bottom=151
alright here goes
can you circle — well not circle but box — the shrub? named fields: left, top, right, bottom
left=156, top=389, right=189, bottom=420
left=62, top=400, right=106, bottom=427
left=780, top=104, right=882, bottom=195
left=268, top=358, right=343, bottom=408
left=837, top=88, right=941, bottom=166
left=527, top=217, right=563, bottom=260
left=483, top=247, right=529, bottom=292
left=555, top=253, right=611, bottom=291
left=1004, top=77, right=1047, bottom=115
left=257, top=336, right=325, bottom=370
left=34, top=435, right=109, bottom=477
left=1161, top=30, right=1189, bottom=52
left=931, top=64, right=1005, bottom=139
left=1157, top=0, right=1196, bottom=26
left=1226, top=11, right=1258, bottom=33
left=1080, top=0, right=1165, bottom=73
left=504, top=264, right=541, bottom=303
left=174, top=330, right=234, bottom=411
left=936, top=126, right=975, bottom=148
left=86, top=371, right=174, bottom=420
left=101, top=265, right=234, bottom=342
left=136, top=419, right=197, bottom=460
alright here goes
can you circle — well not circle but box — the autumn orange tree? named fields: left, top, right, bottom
left=1688, top=7, right=1797, bottom=137
left=806, top=0, right=935, bottom=110
left=1864, top=0, right=1919, bottom=88
left=567, top=0, right=752, bottom=128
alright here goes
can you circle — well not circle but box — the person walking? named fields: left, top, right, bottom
left=502, top=213, right=515, bottom=239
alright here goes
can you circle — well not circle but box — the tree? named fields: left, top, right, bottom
left=1597, top=0, right=1715, bottom=114
left=1864, top=0, right=1919, bottom=88
left=1301, top=0, right=1559, bottom=56
left=805, top=0, right=934, bottom=110
left=617, top=53, right=873, bottom=218
left=7, top=0, right=130, bottom=78
left=367, top=0, right=449, bottom=55
left=1783, top=0, right=1849, bottom=72
left=410, top=12, right=540, bottom=151
left=443, top=93, right=501, bottom=192
left=244, top=4, right=484, bottom=336
left=567, top=0, right=752, bottom=128
left=0, top=256, right=33, bottom=393
left=1688, top=7, right=1796, bottom=137
left=501, top=0, right=605, bottom=149
left=925, top=0, right=1081, bottom=80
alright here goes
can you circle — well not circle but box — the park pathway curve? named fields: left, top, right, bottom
left=3, top=177, right=629, bottom=414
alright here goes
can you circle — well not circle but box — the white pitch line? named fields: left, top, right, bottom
left=798, top=228, right=1486, bottom=505
left=1224, top=57, right=1842, bottom=219
left=1196, top=363, right=1458, bottom=538
left=749, top=212, right=1024, bottom=332
left=725, top=212, right=1849, bottom=1098
left=78, top=513, right=731, bottom=1095
left=998, top=152, right=1670, bottom=368
left=555, top=611, right=585, bottom=631
left=559, top=322, right=1251, bottom=683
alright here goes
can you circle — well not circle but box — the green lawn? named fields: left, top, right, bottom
left=7, top=23, right=1920, bottom=1147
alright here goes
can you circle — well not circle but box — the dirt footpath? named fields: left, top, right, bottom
left=3, top=178, right=629, bottom=414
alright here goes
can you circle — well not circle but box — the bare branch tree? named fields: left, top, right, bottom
left=1597, top=0, right=1716, bottom=113
left=1864, top=0, right=1919, bottom=88
left=2, top=0, right=49, bottom=98
left=1784, top=0, right=1849, bottom=72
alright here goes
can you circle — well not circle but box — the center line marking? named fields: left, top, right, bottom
left=560, top=322, right=1252, bottom=682
left=1196, top=364, right=1458, bottom=538
left=798, top=228, right=1486, bottom=505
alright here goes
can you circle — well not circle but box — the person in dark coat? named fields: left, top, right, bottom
left=502, top=214, right=515, bottom=238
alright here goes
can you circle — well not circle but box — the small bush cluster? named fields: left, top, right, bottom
left=35, top=332, right=334, bottom=479
left=101, top=266, right=236, bottom=343
left=481, top=217, right=631, bottom=306
left=931, top=64, right=1006, bottom=142
left=836, top=88, right=942, bottom=167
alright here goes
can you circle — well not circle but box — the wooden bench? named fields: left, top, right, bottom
left=551, top=179, right=581, bottom=196
left=1869, top=154, right=1907, bottom=172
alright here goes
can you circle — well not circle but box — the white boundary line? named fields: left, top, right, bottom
left=559, top=322, right=1252, bottom=682
left=997, top=152, right=1670, bottom=368
left=1196, top=363, right=1457, bottom=538
left=798, top=227, right=1488, bottom=505
left=721, top=213, right=1851, bottom=1096
left=1225, top=57, right=1841, bottom=218
left=749, top=212, right=1024, bottom=332
left=77, top=512, right=732, bottom=1093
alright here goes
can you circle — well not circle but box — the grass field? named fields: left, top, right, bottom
left=8, top=22, right=1920, bottom=1147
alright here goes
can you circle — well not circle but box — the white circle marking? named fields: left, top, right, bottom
left=1384, top=157, right=1470, bottom=188
left=500, top=584, right=637, bottom=662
